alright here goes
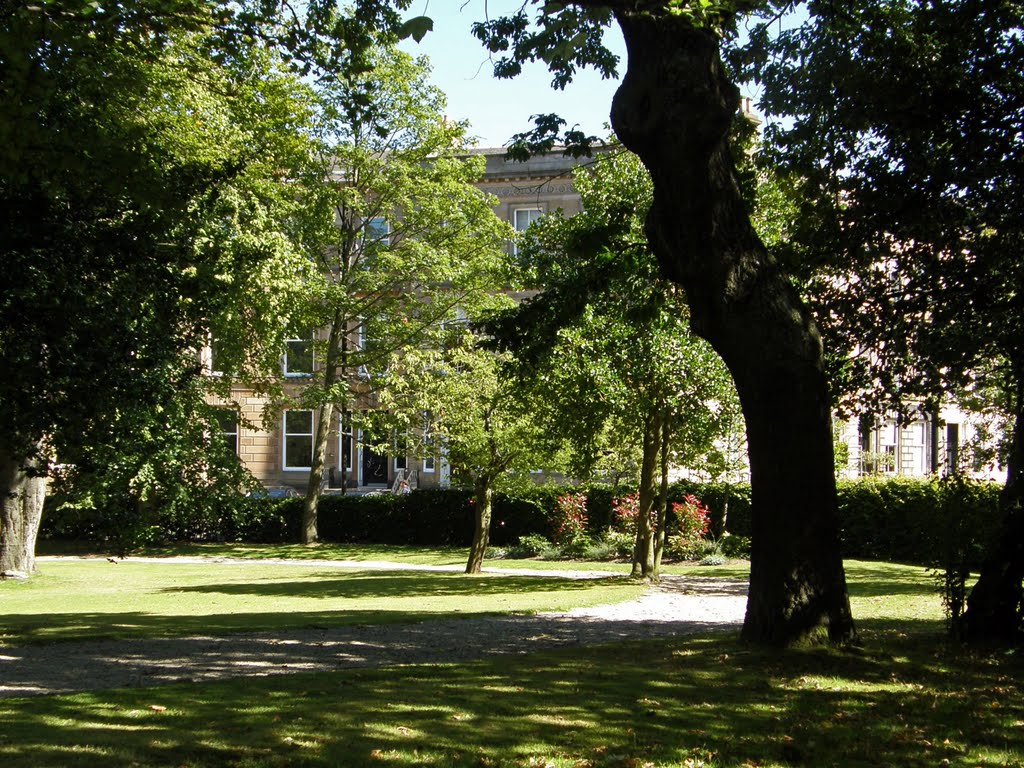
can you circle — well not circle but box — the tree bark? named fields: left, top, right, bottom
left=0, top=442, right=46, bottom=576
left=632, top=405, right=661, bottom=580
left=465, top=475, right=493, bottom=574
left=302, top=313, right=348, bottom=544
left=652, top=410, right=671, bottom=576
left=301, top=401, right=334, bottom=545
left=963, top=364, right=1024, bottom=645
left=610, top=9, right=855, bottom=645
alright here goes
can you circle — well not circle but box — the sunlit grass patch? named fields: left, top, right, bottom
left=0, top=560, right=645, bottom=646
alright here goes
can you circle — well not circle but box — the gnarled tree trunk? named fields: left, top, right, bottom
left=1, top=443, right=46, bottom=577
left=610, top=9, right=855, bottom=645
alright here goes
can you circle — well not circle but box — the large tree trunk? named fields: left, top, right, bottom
left=610, top=10, right=855, bottom=645
left=465, top=475, right=493, bottom=574
left=963, top=367, right=1024, bottom=645
left=0, top=443, right=46, bottom=577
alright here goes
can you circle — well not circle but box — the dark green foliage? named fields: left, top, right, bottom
left=44, top=478, right=1002, bottom=566
left=836, top=478, right=1002, bottom=568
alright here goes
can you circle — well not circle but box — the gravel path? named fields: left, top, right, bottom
left=0, top=560, right=747, bottom=699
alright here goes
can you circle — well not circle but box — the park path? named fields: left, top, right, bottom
left=0, top=558, right=747, bottom=698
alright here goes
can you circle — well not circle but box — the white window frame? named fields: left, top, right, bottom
left=422, top=412, right=435, bottom=473
left=216, top=408, right=240, bottom=455
left=283, top=335, right=315, bottom=377
left=282, top=410, right=314, bottom=471
left=338, top=412, right=354, bottom=475
left=393, top=430, right=408, bottom=472
left=202, top=336, right=224, bottom=377
left=512, top=207, right=544, bottom=254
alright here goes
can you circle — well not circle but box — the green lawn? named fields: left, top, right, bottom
left=3, top=547, right=1019, bottom=768
left=0, top=558, right=646, bottom=646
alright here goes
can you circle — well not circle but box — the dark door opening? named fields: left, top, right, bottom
left=361, top=432, right=388, bottom=486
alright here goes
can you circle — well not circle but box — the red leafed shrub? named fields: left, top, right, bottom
left=672, top=494, right=710, bottom=547
left=552, top=492, right=589, bottom=552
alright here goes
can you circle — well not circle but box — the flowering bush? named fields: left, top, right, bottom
left=611, top=491, right=641, bottom=534
left=672, top=494, right=711, bottom=549
left=552, top=492, right=589, bottom=554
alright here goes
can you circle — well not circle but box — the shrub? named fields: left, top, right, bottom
left=602, top=529, right=636, bottom=558
left=581, top=540, right=619, bottom=561
left=611, top=491, right=642, bottom=534
left=674, top=494, right=711, bottom=544
left=699, top=555, right=726, bottom=567
left=509, top=533, right=555, bottom=558
left=41, top=476, right=1002, bottom=571
left=719, top=534, right=752, bottom=559
left=551, top=493, right=590, bottom=554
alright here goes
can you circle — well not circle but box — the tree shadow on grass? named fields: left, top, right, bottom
left=0, top=613, right=740, bottom=698
left=161, top=570, right=623, bottom=599
left=2, top=625, right=1021, bottom=768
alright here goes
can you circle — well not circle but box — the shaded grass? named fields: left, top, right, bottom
left=0, top=562, right=644, bottom=646
left=1, top=548, right=1004, bottom=766
left=1, top=630, right=1021, bottom=767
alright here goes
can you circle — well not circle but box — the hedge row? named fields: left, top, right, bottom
left=43, top=477, right=1003, bottom=567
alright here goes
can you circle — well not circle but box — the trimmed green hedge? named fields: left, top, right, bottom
left=42, top=477, right=1003, bottom=568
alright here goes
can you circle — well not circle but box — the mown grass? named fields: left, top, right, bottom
left=1, top=630, right=1021, bottom=767
left=4, top=547, right=1015, bottom=767
left=40, top=540, right=752, bottom=576
left=0, top=559, right=645, bottom=646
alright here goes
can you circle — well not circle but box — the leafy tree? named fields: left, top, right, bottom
left=259, top=47, right=514, bottom=544
left=498, top=149, right=742, bottom=580
left=0, top=3, right=322, bottom=573
left=444, top=0, right=856, bottom=645
left=740, top=0, right=1023, bottom=644
left=377, top=323, right=557, bottom=573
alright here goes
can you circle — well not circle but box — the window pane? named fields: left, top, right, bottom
left=285, top=338, right=314, bottom=375
left=216, top=409, right=239, bottom=455
left=365, top=217, right=390, bottom=246
left=209, top=337, right=225, bottom=374
left=284, top=435, right=313, bottom=468
left=514, top=208, right=543, bottom=231
left=285, top=410, right=313, bottom=434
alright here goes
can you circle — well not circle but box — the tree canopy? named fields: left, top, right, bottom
left=490, top=148, right=743, bottom=577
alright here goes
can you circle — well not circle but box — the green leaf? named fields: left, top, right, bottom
left=398, top=16, right=434, bottom=44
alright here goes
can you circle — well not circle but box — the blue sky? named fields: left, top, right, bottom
left=399, top=2, right=626, bottom=148
left=398, top=3, right=804, bottom=148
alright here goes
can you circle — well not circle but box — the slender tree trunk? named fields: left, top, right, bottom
left=302, top=401, right=335, bottom=545
left=633, top=406, right=661, bottom=580
left=301, top=313, right=347, bottom=544
left=652, top=411, right=671, bottom=576
left=0, top=442, right=46, bottom=577
left=963, top=363, right=1024, bottom=644
left=466, top=475, right=493, bottom=574
left=610, top=10, right=855, bottom=645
